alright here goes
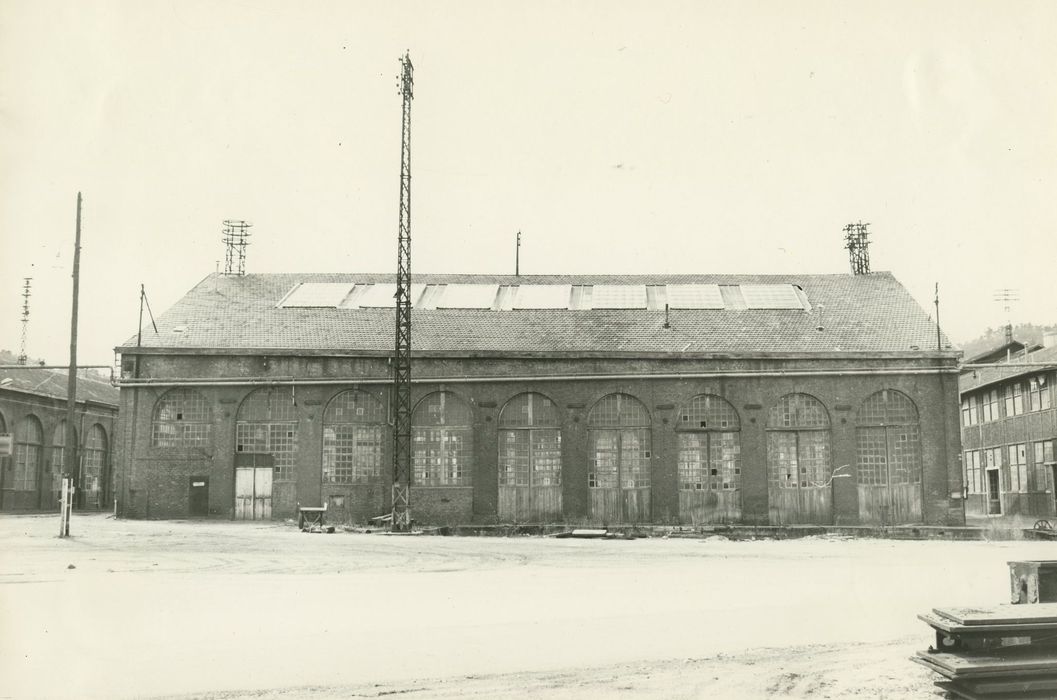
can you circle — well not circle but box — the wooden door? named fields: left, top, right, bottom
left=235, top=467, right=272, bottom=520
left=768, top=431, right=832, bottom=525
left=498, top=429, right=562, bottom=523
left=589, top=429, right=650, bottom=525
left=857, top=426, right=923, bottom=525
left=189, top=476, right=209, bottom=516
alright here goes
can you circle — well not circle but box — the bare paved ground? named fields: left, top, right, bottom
left=1, top=513, right=1051, bottom=699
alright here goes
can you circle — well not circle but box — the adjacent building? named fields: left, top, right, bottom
left=0, top=367, right=119, bottom=511
left=960, top=334, right=1057, bottom=527
left=113, top=271, right=963, bottom=526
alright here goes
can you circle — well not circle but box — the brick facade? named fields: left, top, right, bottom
left=115, top=352, right=963, bottom=525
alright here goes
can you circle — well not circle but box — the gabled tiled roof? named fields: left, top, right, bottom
left=0, top=367, right=119, bottom=406
left=119, top=271, right=954, bottom=356
left=960, top=344, right=1057, bottom=393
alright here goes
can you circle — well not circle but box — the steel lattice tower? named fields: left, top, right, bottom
left=843, top=222, right=871, bottom=275
left=222, top=220, right=252, bottom=275
left=391, top=52, right=414, bottom=531
left=17, top=277, right=31, bottom=365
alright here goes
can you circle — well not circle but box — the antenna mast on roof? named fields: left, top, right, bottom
left=17, top=277, right=31, bottom=365
left=843, top=222, right=871, bottom=275
left=222, top=220, right=252, bottom=275
left=391, top=51, right=414, bottom=532
left=993, top=288, right=1019, bottom=346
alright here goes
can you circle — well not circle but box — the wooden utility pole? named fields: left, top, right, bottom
left=65, top=192, right=82, bottom=516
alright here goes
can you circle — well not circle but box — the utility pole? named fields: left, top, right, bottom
left=65, top=193, right=82, bottom=514
left=391, top=52, right=414, bottom=531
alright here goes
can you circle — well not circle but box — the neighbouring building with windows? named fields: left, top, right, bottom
left=0, top=367, right=119, bottom=512
left=113, top=271, right=963, bottom=526
left=960, top=335, right=1057, bottom=527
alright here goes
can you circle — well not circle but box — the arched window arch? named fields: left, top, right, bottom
left=152, top=389, right=213, bottom=448
left=587, top=393, right=651, bottom=491
left=413, top=392, right=473, bottom=487
left=766, top=393, right=832, bottom=523
left=83, top=424, right=108, bottom=507
left=14, top=415, right=43, bottom=492
left=237, top=388, right=299, bottom=482
left=322, top=390, right=385, bottom=485
left=676, top=395, right=741, bottom=494
left=856, top=390, right=920, bottom=487
left=498, top=392, right=561, bottom=488
left=0, top=411, right=7, bottom=477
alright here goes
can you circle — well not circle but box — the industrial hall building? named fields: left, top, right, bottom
left=960, top=334, right=1057, bottom=527
left=0, top=366, right=119, bottom=512
left=112, top=271, right=963, bottom=527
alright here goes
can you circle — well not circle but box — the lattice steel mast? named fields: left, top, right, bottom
left=843, top=221, right=871, bottom=275
left=391, top=52, right=414, bottom=531
left=17, top=277, right=31, bottom=365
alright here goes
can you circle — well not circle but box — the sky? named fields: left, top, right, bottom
left=1, top=0, right=1054, bottom=367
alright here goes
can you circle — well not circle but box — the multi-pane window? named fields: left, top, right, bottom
left=50, top=421, right=76, bottom=476
left=498, top=393, right=561, bottom=488
left=1029, top=375, right=1051, bottom=412
left=1008, top=444, right=1028, bottom=493
left=676, top=394, right=741, bottom=492
left=152, top=389, right=213, bottom=448
left=588, top=394, right=651, bottom=490
left=13, top=415, right=43, bottom=491
left=413, top=392, right=473, bottom=487
left=322, top=390, right=385, bottom=485
left=1036, top=440, right=1056, bottom=493
left=767, top=394, right=831, bottom=490
left=962, top=397, right=977, bottom=427
left=238, top=388, right=300, bottom=482
left=1005, top=382, right=1024, bottom=417
left=963, top=450, right=983, bottom=495
left=855, top=389, right=922, bottom=487
left=982, top=390, right=1000, bottom=422
left=82, top=424, right=108, bottom=507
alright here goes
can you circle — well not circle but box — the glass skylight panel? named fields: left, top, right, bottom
left=512, top=285, right=571, bottom=309
left=279, top=283, right=354, bottom=308
left=591, top=285, right=647, bottom=309
left=341, top=283, right=423, bottom=308
left=435, top=284, right=499, bottom=309
left=740, top=284, right=804, bottom=309
left=665, top=284, right=724, bottom=309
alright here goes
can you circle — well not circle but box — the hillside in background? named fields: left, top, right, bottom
left=956, top=323, right=1057, bottom=358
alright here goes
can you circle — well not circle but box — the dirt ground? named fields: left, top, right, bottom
left=2, top=514, right=1053, bottom=699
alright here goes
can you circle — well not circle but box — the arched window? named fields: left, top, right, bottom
left=83, top=424, right=108, bottom=507
left=766, top=394, right=832, bottom=521
left=498, top=393, right=561, bottom=488
left=322, top=390, right=385, bottom=485
left=14, top=415, right=43, bottom=492
left=588, top=393, right=651, bottom=490
left=676, top=394, right=741, bottom=493
left=413, top=392, right=473, bottom=487
left=152, top=389, right=213, bottom=448
left=856, top=390, right=922, bottom=488
left=237, top=388, right=299, bottom=482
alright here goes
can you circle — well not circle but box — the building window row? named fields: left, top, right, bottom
left=962, top=373, right=1053, bottom=427
left=964, top=440, right=1054, bottom=496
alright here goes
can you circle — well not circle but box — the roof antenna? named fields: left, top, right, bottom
left=18, top=276, right=32, bottom=364
left=843, top=222, right=871, bottom=275
left=222, top=220, right=252, bottom=275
